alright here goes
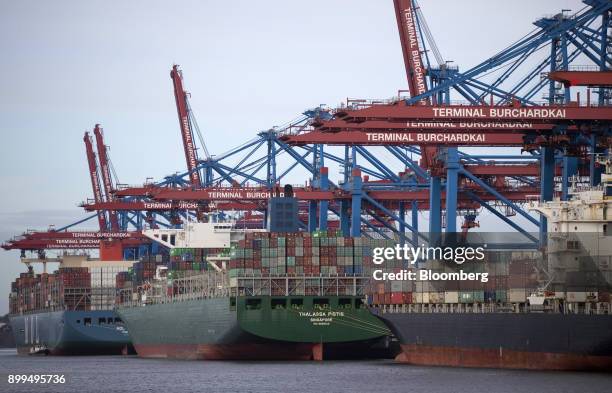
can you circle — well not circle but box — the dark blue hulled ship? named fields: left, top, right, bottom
left=370, top=157, right=612, bottom=371
left=11, top=310, right=130, bottom=355
left=9, top=256, right=133, bottom=355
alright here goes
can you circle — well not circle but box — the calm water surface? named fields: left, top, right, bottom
left=0, top=349, right=610, bottom=393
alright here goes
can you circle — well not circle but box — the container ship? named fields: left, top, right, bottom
left=9, top=255, right=134, bottom=355
left=115, top=195, right=396, bottom=360
left=369, top=156, right=612, bottom=371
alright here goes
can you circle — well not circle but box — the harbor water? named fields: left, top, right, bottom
left=0, top=349, right=611, bottom=393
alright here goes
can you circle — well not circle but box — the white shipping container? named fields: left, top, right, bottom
left=429, top=292, right=445, bottom=304
left=390, top=281, right=403, bottom=292
left=413, top=293, right=422, bottom=303
left=509, top=289, right=527, bottom=303
left=444, top=291, right=459, bottom=303
left=414, top=293, right=430, bottom=304
left=567, top=292, right=588, bottom=302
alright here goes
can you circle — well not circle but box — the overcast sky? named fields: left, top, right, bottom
left=0, top=0, right=584, bottom=314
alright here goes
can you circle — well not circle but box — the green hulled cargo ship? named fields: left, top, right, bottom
left=116, top=222, right=394, bottom=360
left=118, top=292, right=391, bottom=360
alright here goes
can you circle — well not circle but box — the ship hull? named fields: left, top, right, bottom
left=132, top=342, right=316, bottom=360
left=376, top=312, right=612, bottom=371
left=10, top=310, right=132, bottom=356
left=118, top=296, right=393, bottom=360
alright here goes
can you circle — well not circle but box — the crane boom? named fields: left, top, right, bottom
left=394, top=0, right=429, bottom=105
left=171, top=65, right=201, bottom=187
left=83, top=132, right=108, bottom=230
left=93, top=124, right=120, bottom=231
left=394, top=0, right=437, bottom=169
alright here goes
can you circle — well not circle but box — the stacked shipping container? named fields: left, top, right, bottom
left=228, top=231, right=381, bottom=278
left=9, top=267, right=91, bottom=314
left=113, top=233, right=610, bottom=308
left=368, top=251, right=544, bottom=305
left=369, top=250, right=609, bottom=306
left=125, top=248, right=230, bottom=286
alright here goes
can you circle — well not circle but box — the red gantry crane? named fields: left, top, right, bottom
left=394, top=0, right=428, bottom=104
left=393, top=0, right=438, bottom=170
left=83, top=131, right=108, bottom=231
left=171, top=65, right=202, bottom=188
left=93, top=124, right=120, bottom=231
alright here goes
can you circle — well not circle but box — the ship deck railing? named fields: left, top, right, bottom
left=116, top=273, right=373, bottom=308
left=375, top=301, right=612, bottom=315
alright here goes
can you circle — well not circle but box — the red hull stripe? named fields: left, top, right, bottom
left=134, top=343, right=317, bottom=361
left=398, top=344, right=612, bottom=371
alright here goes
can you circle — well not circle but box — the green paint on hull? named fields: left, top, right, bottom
left=117, top=296, right=389, bottom=349
left=237, top=296, right=388, bottom=342
left=117, top=297, right=238, bottom=347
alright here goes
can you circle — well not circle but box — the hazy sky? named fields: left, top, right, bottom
left=0, top=0, right=584, bottom=314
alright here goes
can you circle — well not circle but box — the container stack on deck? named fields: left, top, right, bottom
left=169, top=248, right=209, bottom=272
left=115, top=271, right=132, bottom=291
left=132, top=259, right=158, bottom=284
left=228, top=231, right=382, bottom=278
left=367, top=250, right=612, bottom=308
left=116, top=248, right=228, bottom=297
left=369, top=251, right=545, bottom=306
left=9, top=267, right=92, bottom=314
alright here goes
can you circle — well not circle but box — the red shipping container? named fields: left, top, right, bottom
left=403, top=292, right=413, bottom=304
left=391, top=292, right=403, bottom=304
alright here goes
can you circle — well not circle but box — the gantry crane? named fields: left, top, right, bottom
left=93, top=124, right=120, bottom=231
left=171, top=64, right=203, bottom=188
left=83, top=131, right=108, bottom=231
left=5, top=1, right=611, bottom=254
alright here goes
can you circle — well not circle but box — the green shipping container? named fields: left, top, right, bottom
left=495, top=290, right=508, bottom=302
left=459, top=291, right=474, bottom=303
left=473, top=291, right=485, bottom=303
